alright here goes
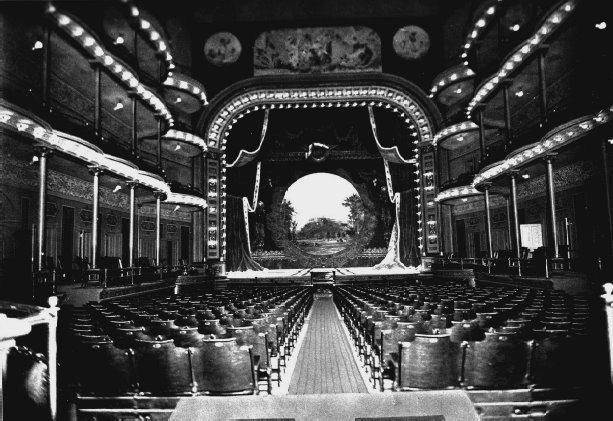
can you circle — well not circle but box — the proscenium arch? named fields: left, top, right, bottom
left=197, top=73, right=443, bottom=264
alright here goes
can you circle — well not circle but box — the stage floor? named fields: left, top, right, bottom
left=227, top=266, right=422, bottom=280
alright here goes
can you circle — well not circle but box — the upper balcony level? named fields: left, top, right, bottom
left=0, top=2, right=209, bottom=188
left=432, top=0, right=613, bottom=180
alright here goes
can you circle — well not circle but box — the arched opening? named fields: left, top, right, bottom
left=278, top=172, right=373, bottom=261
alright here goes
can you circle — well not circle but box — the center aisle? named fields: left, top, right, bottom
left=288, top=293, right=369, bottom=394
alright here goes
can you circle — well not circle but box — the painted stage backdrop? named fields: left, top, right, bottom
left=254, top=26, right=381, bottom=75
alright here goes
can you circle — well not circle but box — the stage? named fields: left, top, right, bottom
left=226, top=266, right=425, bottom=285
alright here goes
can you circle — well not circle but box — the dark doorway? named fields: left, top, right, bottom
left=180, top=226, right=190, bottom=263
left=473, top=232, right=481, bottom=258
left=61, top=206, right=74, bottom=271
left=455, top=219, right=466, bottom=257
left=122, top=218, right=130, bottom=265
left=166, top=240, right=173, bottom=266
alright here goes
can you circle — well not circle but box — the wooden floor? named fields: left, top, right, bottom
left=288, top=294, right=369, bottom=394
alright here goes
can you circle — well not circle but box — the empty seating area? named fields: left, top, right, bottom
left=60, top=286, right=312, bottom=396
left=334, top=283, right=608, bottom=392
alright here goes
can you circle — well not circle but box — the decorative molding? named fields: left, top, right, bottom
left=205, top=85, right=435, bottom=151
left=452, top=160, right=595, bottom=215
left=473, top=108, right=612, bottom=187
left=254, top=26, right=381, bottom=75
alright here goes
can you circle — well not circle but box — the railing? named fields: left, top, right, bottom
left=433, top=256, right=569, bottom=279
left=440, top=172, right=478, bottom=191
left=0, top=297, right=59, bottom=421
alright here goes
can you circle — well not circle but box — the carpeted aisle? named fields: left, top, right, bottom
left=288, top=294, right=368, bottom=394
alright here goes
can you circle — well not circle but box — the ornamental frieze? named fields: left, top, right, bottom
left=453, top=160, right=594, bottom=216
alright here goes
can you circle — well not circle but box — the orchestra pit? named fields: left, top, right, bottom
left=1, top=0, right=613, bottom=420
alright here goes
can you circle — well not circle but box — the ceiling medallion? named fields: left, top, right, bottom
left=393, top=25, right=430, bottom=60
left=204, top=32, right=242, bottom=66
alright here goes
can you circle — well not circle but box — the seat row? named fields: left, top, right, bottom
left=333, top=284, right=606, bottom=392
left=60, top=286, right=313, bottom=396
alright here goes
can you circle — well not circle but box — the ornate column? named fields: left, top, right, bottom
left=156, top=115, right=163, bottom=169
left=509, top=171, right=521, bottom=258
left=129, top=91, right=138, bottom=157
left=89, top=166, right=103, bottom=267
left=35, top=147, right=52, bottom=271
left=476, top=104, right=487, bottom=163
left=602, top=139, right=613, bottom=259
left=42, top=25, right=51, bottom=110
left=537, top=46, right=549, bottom=127
left=544, top=155, right=559, bottom=258
left=483, top=183, right=493, bottom=259
left=91, top=62, right=102, bottom=139
left=154, top=191, right=164, bottom=266
left=127, top=181, right=137, bottom=267
left=502, top=79, right=513, bottom=150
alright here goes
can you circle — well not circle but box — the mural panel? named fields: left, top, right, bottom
left=254, top=26, right=381, bottom=75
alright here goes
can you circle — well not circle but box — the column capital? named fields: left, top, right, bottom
left=537, top=44, right=550, bottom=53
left=153, top=190, right=167, bottom=200
left=87, top=59, right=102, bottom=69
left=33, top=145, right=53, bottom=157
left=126, top=180, right=139, bottom=188
left=508, top=169, right=520, bottom=178
left=481, top=181, right=493, bottom=190
left=87, top=165, right=104, bottom=176
left=501, top=78, right=514, bottom=87
left=542, top=152, right=558, bottom=163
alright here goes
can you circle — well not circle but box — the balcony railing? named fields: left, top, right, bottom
left=440, top=171, right=477, bottom=191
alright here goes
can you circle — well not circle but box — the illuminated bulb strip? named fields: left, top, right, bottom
left=163, top=74, right=208, bottom=106
left=466, top=0, right=577, bottom=116
left=46, top=7, right=174, bottom=126
left=432, top=121, right=478, bottom=146
left=120, top=0, right=175, bottom=70
left=165, top=192, right=207, bottom=209
left=1, top=102, right=172, bottom=194
left=460, top=0, right=506, bottom=60
left=434, top=185, right=480, bottom=202
left=429, top=65, right=476, bottom=97
left=472, top=108, right=613, bottom=187
left=163, top=129, right=207, bottom=152
left=206, top=86, right=434, bottom=150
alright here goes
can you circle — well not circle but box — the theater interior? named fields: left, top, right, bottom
left=1, top=0, right=613, bottom=419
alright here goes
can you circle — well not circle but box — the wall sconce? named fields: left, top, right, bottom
left=113, top=185, right=122, bottom=193
left=174, top=144, right=181, bottom=151
left=113, top=102, right=124, bottom=111
left=174, top=205, right=181, bottom=211
left=32, top=41, right=43, bottom=50
left=175, top=97, right=182, bottom=103
left=114, top=36, right=124, bottom=45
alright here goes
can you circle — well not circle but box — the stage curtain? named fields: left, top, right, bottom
left=398, top=190, right=420, bottom=267
left=226, top=195, right=264, bottom=272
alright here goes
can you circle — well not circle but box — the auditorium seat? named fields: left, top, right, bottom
left=74, top=338, right=135, bottom=395
left=398, top=332, right=461, bottom=390
left=462, top=331, right=529, bottom=388
left=194, top=337, right=257, bottom=395
left=134, top=337, right=194, bottom=395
